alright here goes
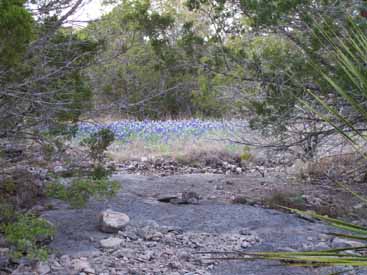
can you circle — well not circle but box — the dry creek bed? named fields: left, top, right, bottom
left=7, top=173, right=367, bottom=275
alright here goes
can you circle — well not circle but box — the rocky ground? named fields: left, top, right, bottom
left=6, top=173, right=367, bottom=275
left=113, top=150, right=288, bottom=176
left=115, top=157, right=367, bottom=221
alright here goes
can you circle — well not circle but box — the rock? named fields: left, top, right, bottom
left=28, top=204, right=46, bottom=215
left=139, top=250, right=154, bottom=261
left=332, top=237, right=365, bottom=248
left=157, top=194, right=180, bottom=203
left=54, top=165, right=67, bottom=174
left=241, top=240, right=251, bottom=249
left=236, top=167, right=242, bottom=174
left=239, top=229, right=251, bottom=236
left=168, top=261, right=181, bottom=269
left=0, top=234, right=7, bottom=247
left=0, top=255, right=9, bottom=269
left=60, top=255, right=71, bottom=266
left=50, top=260, right=64, bottom=271
left=0, top=247, right=9, bottom=257
left=145, top=231, right=163, bottom=242
left=11, top=264, right=32, bottom=274
left=225, top=180, right=234, bottom=185
left=35, top=261, right=51, bottom=275
left=71, top=258, right=95, bottom=274
left=100, top=237, right=123, bottom=249
left=314, top=242, right=330, bottom=250
left=181, top=191, right=200, bottom=204
left=353, top=203, right=365, bottom=209
left=118, top=229, right=139, bottom=241
left=169, top=191, right=200, bottom=205
left=98, top=209, right=130, bottom=233
left=137, top=226, right=163, bottom=241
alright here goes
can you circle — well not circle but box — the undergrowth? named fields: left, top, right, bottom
left=0, top=209, right=55, bottom=260
left=47, top=177, right=120, bottom=208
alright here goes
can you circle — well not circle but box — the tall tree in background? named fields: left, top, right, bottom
left=84, top=0, right=231, bottom=119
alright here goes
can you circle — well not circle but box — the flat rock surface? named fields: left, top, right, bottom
left=41, top=174, right=365, bottom=275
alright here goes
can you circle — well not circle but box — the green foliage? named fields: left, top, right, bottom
left=0, top=203, right=16, bottom=223
left=45, top=129, right=119, bottom=208
left=81, top=128, right=115, bottom=161
left=240, top=146, right=252, bottom=161
left=91, top=164, right=114, bottom=180
left=239, top=0, right=310, bottom=26
left=0, top=0, right=34, bottom=66
left=183, top=0, right=367, bottom=137
left=84, top=0, right=229, bottom=119
left=192, top=74, right=227, bottom=117
left=301, top=21, right=367, bottom=149
left=233, top=21, right=367, bottom=272
left=44, top=31, right=98, bottom=126
left=1, top=214, right=55, bottom=260
left=235, top=209, right=367, bottom=269
left=47, top=178, right=120, bottom=208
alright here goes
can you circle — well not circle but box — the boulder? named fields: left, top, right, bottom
left=98, top=209, right=130, bottom=233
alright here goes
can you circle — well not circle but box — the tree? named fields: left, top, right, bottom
left=0, top=0, right=101, bottom=142
left=0, top=0, right=122, bottom=261
left=0, top=0, right=106, bottom=214
left=185, top=0, right=367, bottom=158
left=84, top=0, right=230, bottom=119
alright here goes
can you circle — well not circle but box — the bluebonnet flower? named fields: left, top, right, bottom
left=78, top=119, right=246, bottom=144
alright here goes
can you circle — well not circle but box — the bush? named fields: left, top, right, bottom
left=47, top=177, right=120, bottom=208
left=240, top=146, right=253, bottom=161
left=81, top=128, right=115, bottom=162
left=91, top=164, right=114, bottom=180
left=1, top=214, right=55, bottom=260
left=0, top=203, right=16, bottom=224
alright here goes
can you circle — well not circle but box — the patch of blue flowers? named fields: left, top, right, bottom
left=78, top=119, right=241, bottom=143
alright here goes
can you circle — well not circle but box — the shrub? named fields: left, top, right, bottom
left=1, top=214, right=55, bottom=260
left=91, top=164, right=114, bottom=180
left=0, top=203, right=16, bottom=224
left=47, top=177, right=120, bottom=208
left=81, top=128, right=115, bottom=162
left=240, top=146, right=253, bottom=161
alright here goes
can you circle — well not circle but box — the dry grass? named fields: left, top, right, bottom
left=288, top=152, right=367, bottom=183
left=107, top=138, right=242, bottom=163
left=307, top=152, right=362, bottom=178
left=261, top=191, right=347, bottom=218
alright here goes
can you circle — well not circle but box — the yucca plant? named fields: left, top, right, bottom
left=217, top=19, right=367, bottom=273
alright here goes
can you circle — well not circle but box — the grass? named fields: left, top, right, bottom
left=107, top=131, right=243, bottom=162
left=76, top=119, right=246, bottom=162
